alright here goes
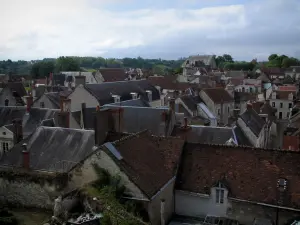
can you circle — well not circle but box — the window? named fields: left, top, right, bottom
left=280, top=103, right=283, bottom=108
left=287, top=112, right=290, bottom=118
left=279, top=112, right=282, bottom=119
left=2, top=132, right=6, bottom=135
left=40, top=102, right=45, bottom=108
left=2, top=142, right=9, bottom=152
left=272, top=102, right=275, bottom=107
left=228, top=107, right=230, bottom=113
left=216, top=183, right=225, bottom=204
left=218, top=109, right=220, bottom=115
left=289, top=103, right=293, bottom=108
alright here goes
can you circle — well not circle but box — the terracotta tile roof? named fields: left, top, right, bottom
left=177, top=143, right=300, bottom=209
left=283, top=136, right=299, bottom=151
left=278, top=86, right=297, bottom=92
left=99, top=68, right=128, bottom=82
left=202, top=88, right=234, bottom=104
left=147, top=76, right=194, bottom=91
left=104, top=131, right=184, bottom=198
left=274, top=91, right=296, bottom=100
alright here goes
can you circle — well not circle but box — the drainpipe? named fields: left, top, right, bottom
left=160, top=199, right=165, bottom=225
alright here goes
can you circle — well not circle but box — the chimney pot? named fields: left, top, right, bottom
left=96, top=105, right=101, bottom=111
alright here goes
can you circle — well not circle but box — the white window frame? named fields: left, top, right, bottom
left=2, top=142, right=9, bottom=152
left=215, top=183, right=225, bottom=204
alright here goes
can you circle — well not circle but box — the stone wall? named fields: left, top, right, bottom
left=0, top=172, right=68, bottom=209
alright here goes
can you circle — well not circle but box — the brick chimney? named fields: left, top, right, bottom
left=22, top=143, right=30, bottom=170
left=12, top=119, right=23, bottom=144
left=58, top=98, right=71, bottom=128
left=111, top=107, right=124, bottom=133
left=26, top=96, right=33, bottom=113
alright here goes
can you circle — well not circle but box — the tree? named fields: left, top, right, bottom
left=30, top=61, right=55, bottom=78
left=223, top=54, right=234, bottom=63
left=268, top=54, right=278, bottom=61
left=55, top=56, right=80, bottom=72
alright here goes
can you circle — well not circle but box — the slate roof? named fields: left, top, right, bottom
left=233, top=125, right=253, bottom=146
left=261, top=67, right=285, bottom=75
left=52, top=74, right=66, bottom=86
left=177, top=143, right=300, bottom=209
left=179, top=95, right=202, bottom=112
left=240, top=107, right=265, bottom=136
left=5, top=82, right=27, bottom=97
left=147, top=76, right=194, bottom=91
left=0, top=106, right=26, bottom=126
left=202, top=88, right=234, bottom=104
left=44, top=91, right=72, bottom=108
left=286, top=66, right=300, bottom=73
left=71, top=108, right=96, bottom=130
left=105, top=99, right=150, bottom=107
left=0, top=126, right=95, bottom=173
left=99, top=68, right=128, bottom=82
left=257, top=74, right=271, bottom=83
left=224, top=71, right=246, bottom=78
left=103, top=131, right=184, bottom=198
left=171, top=125, right=235, bottom=144
left=85, top=80, right=160, bottom=105
left=103, top=105, right=175, bottom=136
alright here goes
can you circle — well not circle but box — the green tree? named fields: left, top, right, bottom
left=55, top=56, right=80, bottom=72
left=268, top=54, right=278, bottom=61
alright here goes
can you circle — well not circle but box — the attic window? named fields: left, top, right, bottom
left=40, top=102, right=45, bottom=108
left=2, top=132, right=6, bottom=135
left=277, top=178, right=287, bottom=191
left=215, top=182, right=225, bottom=204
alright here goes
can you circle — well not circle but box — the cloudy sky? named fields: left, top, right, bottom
left=0, top=0, right=300, bottom=61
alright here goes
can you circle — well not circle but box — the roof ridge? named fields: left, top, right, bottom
left=113, top=129, right=149, bottom=145
left=195, top=143, right=300, bottom=153
left=151, top=134, right=182, bottom=140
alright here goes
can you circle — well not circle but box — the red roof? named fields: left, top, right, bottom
left=104, top=131, right=185, bottom=198
left=278, top=86, right=297, bottom=92
left=177, top=143, right=300, bottom=208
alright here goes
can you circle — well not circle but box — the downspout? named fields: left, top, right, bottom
left=160, top=199, right=165, bottom=225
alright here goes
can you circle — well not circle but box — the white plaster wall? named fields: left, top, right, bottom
left=235, top=85, right=261, bottom=93
left=237, top=118, right=258, bottom=147
left=270, top=99, right=293, bottom=120
left=68, top=85, right=99, bottom=112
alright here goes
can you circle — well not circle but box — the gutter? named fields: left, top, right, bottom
left=151, top=176, right=176, bottom=200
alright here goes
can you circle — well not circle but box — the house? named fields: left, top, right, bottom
left=69, top=130, right=185, bottom=225
left=0, top=82, right=27, bottom=106
left=61, top=72, right=98, bottom=87
left=237, top=102, right=274, bottom=148
left=199, top=88, right=234, bottom=125
left=33, top=90, right=72, bottom=109
left=0, top=74, right=9, bottom=83
left=32, top=85, right=68, bottom=99
left=0, top=126, right=95, bottom=209
left=257, top=67, right=285, bottom=80
left=174, top=143, right=300, bottom=225
left=94, top=68, right=128, bottom=83
left=269, top=90, right=295, bottom=120
left=68, top=80, right=161, bottom=111
left=224, top=71, right=246, bottom=78
left=175, top=95, right=215, bottom=126
left=234, top=79, right=262, bottom=93
left=285, top=66, right=300, bottom=80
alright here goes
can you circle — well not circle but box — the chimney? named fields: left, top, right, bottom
left=233, top=108, right=240, bottom=118
left=246, top=102, right=252, bottom=110
left=26, top=96, right=33, bottom=113
left=169, top=98, right=175, bottom=111
left=58, top=99, right=71, bottom=128
left=13, top=119, right=23, bottom=144
left=4, top=99, right=9, bottom=106
left=59, top=95, right=66, bottom=112
left=22, top=143, right=30, bottom=170
left=81, top=103, right=86, bottom=129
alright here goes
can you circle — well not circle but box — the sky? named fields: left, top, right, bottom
left=0, top=0, right=300, bottom=61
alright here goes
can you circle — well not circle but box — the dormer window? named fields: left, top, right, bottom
left=288, top=93, right=294, bottom=101
left=130, top=92, right=138, bottom=100
left=146, top=90, right=152, bottom=102
left=112, top=95, right=121, bottom=103
left=272, top=92, right=277, bottom=100
left=215, top=182, right=225, bottom=204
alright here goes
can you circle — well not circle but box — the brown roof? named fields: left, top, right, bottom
left=147, top=76, right=196, bottom=91
left=283, top=136, right=299, bottom=151
left=177, top=143, right=300, bottom=208
left=99, top=68, right=128, bottom=82
left=229, top=77, right=244, bottom=86
left=104, top=131, right=185, bottom=198
left=274, top=91, right=296, bottom=100
left=261, top=67, right=285, bottom=75
left=252, top=101, right=264, bottom=113
left=202, top=88, right=234, bottom=103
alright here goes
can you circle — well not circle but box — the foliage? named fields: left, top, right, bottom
left=0, top=209, right=19, bottom=225
left=266, top=54, right=300, bottom=68
left=30, top=61, right=55, bottom=79
left=223, top=61, right=255, bottom=71
left=215, top=54, right=234, bottom=68
left=55, top=56, right=81, bottom=72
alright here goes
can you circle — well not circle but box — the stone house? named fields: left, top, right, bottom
left=232, top=91, right=257, bottom=114
left=0, top=82, right=27, bottom=106
left=0, top=126, right=95, bottom=209
left=269, top=90, right=295, bottom=120
left=256, top=67, right=285, bottom=81
left=68, top=80, right=162, bottom=111
left=61, top=72, right=98, bottom=88
left=69, top=130, right=185, bottom=225
left=32, top=90, right=72, bottom=109
left=285, top=66, right=300, bottom=80
left=174, top=143, right=300, bottom=225
left=234, top=79, right=262, bottom=93
left=199, top=88, right=234, bottom=125
left=237, top=103, right=275, bottom=148
left=94, top=68, right=128, bottom=83
left=182, top=55, right=217, bottom=77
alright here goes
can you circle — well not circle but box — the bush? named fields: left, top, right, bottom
left=0, top=210, right=19, bottom=225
